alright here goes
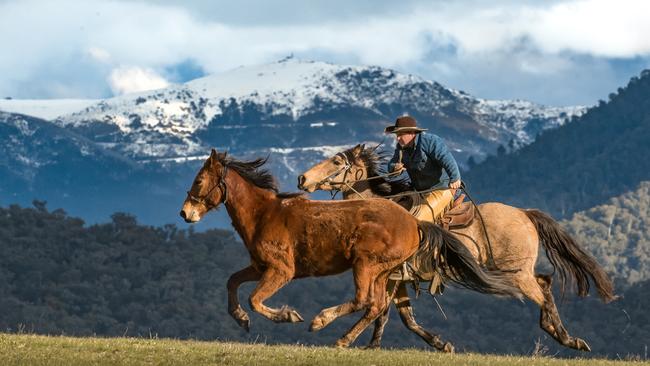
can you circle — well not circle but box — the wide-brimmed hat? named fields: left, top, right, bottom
left=384, top=116, right=427, bottom=134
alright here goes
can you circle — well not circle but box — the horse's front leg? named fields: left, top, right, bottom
left=227, top=265, right=262, bottom=331
left=249, top=266, right=304, bottom=323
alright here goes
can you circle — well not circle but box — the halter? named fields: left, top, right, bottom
left=314, top=152, right=354, bottom=188
left=187, top=165, right=229, bottom=208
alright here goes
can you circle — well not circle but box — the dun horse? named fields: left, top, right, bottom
left=180, top=149, right=521, bottom=348
left=297, top=144, right=617, bottom=352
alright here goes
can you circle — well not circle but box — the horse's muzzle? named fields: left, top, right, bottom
left=179, top=209, right=197, bottom=223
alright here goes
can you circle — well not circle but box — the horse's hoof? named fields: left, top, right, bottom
left=287, top=309, right=304, bottom=323
left=274, top=306, right=304, bottom=323
left=309, top=317, right=325, bottom=332
left=364, top=343, right=381, bottom=350
left=238, top=317, right=250, bottom=332
left=442, top=342, right=455, bottom=353
left=335, top=340, right=350, bottom=349
left=575, top=338, right=591, bottom=352
left=230, top=306, right=250, bottom=332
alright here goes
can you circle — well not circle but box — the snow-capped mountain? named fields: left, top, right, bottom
left=54, top=58, right=585, bottom=169
left=1, top=58, right=587, bottom=225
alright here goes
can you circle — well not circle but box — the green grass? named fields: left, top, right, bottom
left=0, top=333, right=644, bottom=366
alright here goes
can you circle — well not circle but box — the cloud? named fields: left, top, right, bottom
left=531, top=0, right=650, bottom=58
left=87, top=47, right=112, bottom=63
left=0, top=0, right=649, bottom=104
left=108, top=66, right=169, bottom=95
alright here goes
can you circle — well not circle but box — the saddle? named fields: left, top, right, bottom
left=441, top=194, right=475, bottom=230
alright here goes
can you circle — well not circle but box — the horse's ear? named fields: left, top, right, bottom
left=209, top=149, right=218, bottom=163
left=351, top=144, right=364, bottom=157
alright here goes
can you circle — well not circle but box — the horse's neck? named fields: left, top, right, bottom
left=223, top=171, right=275, bottom=245
left=341, top=181, right=376, bottom=200
left=341, top=166, right=381, bottom=200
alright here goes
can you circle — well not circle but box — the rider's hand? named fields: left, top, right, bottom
left=393, top=163, right=405, bottom=173
left=449, top=180, right=461, bottom=189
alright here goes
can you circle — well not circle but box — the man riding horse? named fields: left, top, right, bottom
left=385, top=115, right=462, bottom=223
left=297, top=117, right=616, bottom=352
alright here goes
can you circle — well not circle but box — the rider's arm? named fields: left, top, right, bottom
left=426, top=135, right=461, bottom=183
left=387, top=148, right=401, bottom=173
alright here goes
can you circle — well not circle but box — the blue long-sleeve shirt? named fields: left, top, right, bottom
left=387, top=133, right=461, bottom=191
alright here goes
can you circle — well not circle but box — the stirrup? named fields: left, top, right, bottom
left=429, top=273, right=445, bottom=295
left=389, top=262, right=415, bottom=281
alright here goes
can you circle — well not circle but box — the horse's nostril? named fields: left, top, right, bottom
left=297, top=175, right=306, bottom=187
left=179, top=210, right=187, bottom=219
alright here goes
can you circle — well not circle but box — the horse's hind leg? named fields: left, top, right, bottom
left=227, top=265, right=262, bottom=331
left=248, top=266, right=304, bottom=324
left=367, top=281, right=453, bottom=352
left=367, top=279, right=403, bottom=349
left=366, top=305, right=390, bottom=349
left=310, top=261, right=375, bottom=332
left=535, top=275, right=591, bottom=352
left=393, top=283, right=454, bottom=352
left=335, top=271, right=391, bottom=348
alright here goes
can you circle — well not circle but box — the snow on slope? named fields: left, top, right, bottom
left=185, top=58, right=422, bottom=118
left=470, top=98, right=585, bottom=144
left=0, top=99, right=100, bottom=120
left=57, top=58, right=425, bottom=136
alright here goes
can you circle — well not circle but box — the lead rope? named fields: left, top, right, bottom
left=459, top=182, right=497, bottom=269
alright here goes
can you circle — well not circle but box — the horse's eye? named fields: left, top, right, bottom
left=333, top=160, right=342, bottom=166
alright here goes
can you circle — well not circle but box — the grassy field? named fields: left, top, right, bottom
left=0, top=333, right=645, bottom=366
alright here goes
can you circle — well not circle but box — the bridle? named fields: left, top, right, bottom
left=311, top=152, right=366, bottom=199
left=313, top=152, right=354, bottom=188
left=314, top=152, right=403, bottom=199
left=187, top=165, right=229, bottom=208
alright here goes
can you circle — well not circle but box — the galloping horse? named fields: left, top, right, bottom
left=297, top=144, right=617, bottom=352
left=180, top=149, right=521, bottom=348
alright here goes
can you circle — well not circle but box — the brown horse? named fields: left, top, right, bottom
left=179, top=149, right=521, bottom=348
left=297, top=144, right=618, bottom=352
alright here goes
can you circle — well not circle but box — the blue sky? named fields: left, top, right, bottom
left=2, top=0, right=649, bottom=106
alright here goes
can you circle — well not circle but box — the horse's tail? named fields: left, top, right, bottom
left=524, top=209, right=618, bottom=303
left=417, top=221, right=523, bottom=299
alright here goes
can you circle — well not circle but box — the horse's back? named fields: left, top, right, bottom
left=283, top=197, right=419, bottom=266
left=454, top=202, right=539, bottom=269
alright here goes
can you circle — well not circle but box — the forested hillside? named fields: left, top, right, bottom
left=562, top=181, right=650, bottom=286
left=464, top=70, right=650, bottom=218
left=0, top=203, right=647, bottom=358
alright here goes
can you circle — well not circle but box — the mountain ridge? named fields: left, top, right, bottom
left=50, top=58, right=583, bottom=166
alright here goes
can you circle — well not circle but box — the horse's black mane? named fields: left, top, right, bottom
left=214, top=154, right=304, bottom=198
left=341, top=146, right=411, bottom=196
